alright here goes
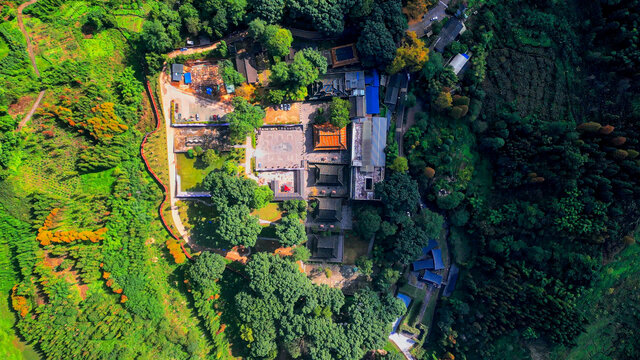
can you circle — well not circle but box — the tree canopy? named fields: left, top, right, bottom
left=227, top=97, right=265, bottom=142
left=234, top=253, right=405, bottom=359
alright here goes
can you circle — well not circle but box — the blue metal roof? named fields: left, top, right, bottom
left=371, top=117, right=387, bottom=167
left=366, top=86, right=380, bottom=114
left=412, top=259, right=435, bottom=271
left=365, top=69, right=380, bottom=87
left=184, top=72, right=192, bottom=84
left=432, top=248, right=444, bottom=270
left=421, top=271, right=443, bottom=285
left=422, top=239, right=438, bottom=255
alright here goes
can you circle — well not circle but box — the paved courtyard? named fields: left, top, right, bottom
left=255, top=127, right=304, bottom=170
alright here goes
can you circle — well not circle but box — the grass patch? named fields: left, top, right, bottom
left=404, top=297, right=424, bottom=327
left=251, top=202, right=282, bottom=222
left=115, top=15, right=144, bottom=32
left=79, top=168, right=115, bottom=195
left=420, top=288, right=438, bottom=328
left=342, top=231, right=369, bottom=265
left=399, top=283, right=426, bottom=300
left=175, top=153, right=223, bottom=192
left=384, top=340, right=402, bottom=355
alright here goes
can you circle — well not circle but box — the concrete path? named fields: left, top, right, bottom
left=166, top=31, right=247, bottom=59
left=16, top=0, right=45, bottom=131
left=407, top=0, right=451, bottom=37
left=17, top=90, right=45, bottom=130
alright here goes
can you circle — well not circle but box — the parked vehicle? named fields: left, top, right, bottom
left=430, top=16, right=438, bottom=21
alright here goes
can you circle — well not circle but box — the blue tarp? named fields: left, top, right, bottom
left=206, top=87, right=213, bottom=95
left=184, top=72, right=192, bottom=84
left=421, top=271, right=443, bottom=286
left=432, top=248, right=444, bottom=270
left=412, top=259, right=435, bottom=271
left=422, top=239, right=438, bottom=255
left=365, top=86, right=380, bottom=114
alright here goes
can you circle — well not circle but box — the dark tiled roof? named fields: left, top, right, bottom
left=434, top=18, right=464, bottom=53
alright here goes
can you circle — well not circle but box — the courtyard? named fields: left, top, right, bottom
left=255, top=126, right=305, bottom=170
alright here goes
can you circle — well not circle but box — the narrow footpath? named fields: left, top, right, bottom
left=16, top=0, right=45, bottom=131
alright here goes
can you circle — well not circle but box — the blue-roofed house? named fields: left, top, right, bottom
left=365, top=69, right=380, bottom=115
left=422, top=239, right=438, bottom=256
left=365, top=87, right=380, bottom=114
left=421, top=271, right=443, bottom=286
left=183, top=72, right=192, bottom=84
left=350, top=116, right=388, bottom=200
left=412, top=258, right=435, bottom=271
left=432, top=248, right=444, bottom=270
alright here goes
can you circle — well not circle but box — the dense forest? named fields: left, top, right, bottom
left=0, top=0, right=638, bottom=359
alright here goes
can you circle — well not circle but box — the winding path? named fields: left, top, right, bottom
left=142, top=81, right=192, bottom=260
left=16, top=0, right=45, bottom=131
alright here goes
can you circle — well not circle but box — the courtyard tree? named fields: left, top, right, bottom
left=375, top=172, right=420, bottom=218
left=355, top=208, right=381, bottom=240
left=275, top=214, right=307, bottom=246
left=204, top=170, right=264, bottom=209
left=356, top=256, right=374, bottom=277
left=202, top=149, right=219, bottom=166
left=327, top=97, right=351, bottom=128
left=279, top=199, right=308, bottom=219
left=253, top=185, right=274, bottom=209
left=269, top=49, right=327, bottom=101
left=227, top=97, right=265, bottom=143
left=214, top=204, right=261, bottom=247
left=291, top=245, right=311, bottom=261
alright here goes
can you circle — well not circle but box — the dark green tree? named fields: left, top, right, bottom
left=189, top=252, right=226, bottom=289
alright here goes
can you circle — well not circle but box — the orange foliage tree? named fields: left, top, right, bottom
left=11, top=285, right=30, bottom=317
left=166, top=238, right=186, bottom=264
left=387, top=31, right=429, bottom=74
left=78, top=103, right=128, bottom=140
left=403, top=0, right=433, bottom=21
left=36, top=208, right=108, bottom=246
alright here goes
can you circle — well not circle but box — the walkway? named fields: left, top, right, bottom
left=142, top=81, right=192, bottom=260
left=16, top=0, right=45, bottom=131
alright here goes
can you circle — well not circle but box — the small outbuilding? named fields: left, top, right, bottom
left=448, top=53, right=470, bottom=75
left=171, top=63, right=184, bottom=82
left=432, top=248, right=444, bottom=270
left=421, top=271, right=443, bottom=287
left=412, top=259, right=435, bottom=271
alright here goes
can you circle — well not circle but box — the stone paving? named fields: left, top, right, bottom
left=255, top=127, right=305, bottom=170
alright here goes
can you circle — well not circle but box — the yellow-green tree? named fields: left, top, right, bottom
left=387, top=31, right=429, bottom=74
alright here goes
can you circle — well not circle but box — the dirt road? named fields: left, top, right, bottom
left=16, top=0, right=45, bottom=131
